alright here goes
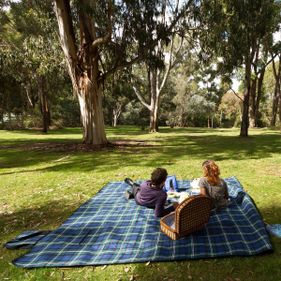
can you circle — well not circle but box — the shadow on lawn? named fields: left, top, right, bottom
left=0, top=199, right=81, bottom=236
left=0, top=128, right=83, bottom=136
left=0, top=132, right=280, bottom=174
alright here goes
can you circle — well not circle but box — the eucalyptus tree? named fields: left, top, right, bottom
left=54, top=0, right=199, bottom=143
left=0, top=0, right=66, bottom=132
left=103, top=70, right=135, bottom=127
left=131, top=0, right=196, bottom=132
left=197, top=0, right=280, bottom=136
left=53, top=1, right=154, bottom=143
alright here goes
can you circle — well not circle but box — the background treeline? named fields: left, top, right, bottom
left=0, top=1, right=280, bottom=137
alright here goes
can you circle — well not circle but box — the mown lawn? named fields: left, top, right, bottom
left=0, top=126, right=281, bottom=281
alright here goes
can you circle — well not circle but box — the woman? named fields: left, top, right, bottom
left=199, top=160, right=229, bottom=209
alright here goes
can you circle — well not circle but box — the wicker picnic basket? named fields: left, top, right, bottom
left=160, top=195, right=213, bottom=240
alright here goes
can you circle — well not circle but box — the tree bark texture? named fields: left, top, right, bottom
left=271, top=56, right=281, bottom=127
left=254, top=67, right=265, bottom=127
left=240, top=55, right=251, bottom=137
left=112, top=103, right=122, bottom=127
left=249, top=77, right=257, bottom=128
left=38, top=76, right=50, bottom=133
left=54, top=0, right=108, bottom=145
left=149, top=69, right=160, bottom=132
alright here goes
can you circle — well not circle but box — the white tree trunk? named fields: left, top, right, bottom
left=112, top=103, right=122, bottom=127
left=149, top=69, right=160, bottom=132
left=77, top=72, right=107, bottom=145
left=54, top=0, right=108, bottom=145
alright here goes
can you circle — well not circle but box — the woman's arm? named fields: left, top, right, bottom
left=222, top=180, right=229, bottom=199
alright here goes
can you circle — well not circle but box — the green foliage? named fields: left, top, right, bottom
left=168, top=50, right=226, bottom=127
left=197, top=0, right=281, bottom=72
left=262, top=60, right=281, bottom=127
left=0, top=0, right=72, bottom=130
left=218, top=91, right=242, bottom=127
left=103, top=70, right=136, bottom=126
left=120, top=102, right=150, bottom=129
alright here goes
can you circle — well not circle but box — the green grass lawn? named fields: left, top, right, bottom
left=0, top=126, right=281, bottom=281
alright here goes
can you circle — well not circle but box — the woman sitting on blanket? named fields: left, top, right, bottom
left=199, top=160, right=229, bottom=209
left=125, top=168, right=178, bottom=218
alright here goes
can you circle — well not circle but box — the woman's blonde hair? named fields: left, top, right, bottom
left=202, top=160, right=220, bottom=185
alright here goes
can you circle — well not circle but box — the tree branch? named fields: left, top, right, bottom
left=230, top=88, right=243, bottom=101
left=158, top=0, right=181, bottom=94
left=101, top=55, right=143, bottom=81
left=254, top=51, right=278, bottom=76
left=54, top=0, right=78, bottom=93
left=92, top=0, right=112, bottom=49
left=54, top=0, right=77, bottom=60
left=158, top=36, right=175, bottom=94
left=132, top=85, right=151, bottom=110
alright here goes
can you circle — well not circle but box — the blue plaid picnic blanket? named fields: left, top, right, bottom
left=4, top=230, right=50, bottom=249
left=9, top=177, right=272, bottom=268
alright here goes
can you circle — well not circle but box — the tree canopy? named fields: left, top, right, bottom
left=0, top=0, right=281, bottom=140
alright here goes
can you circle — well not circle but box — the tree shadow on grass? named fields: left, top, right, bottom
left=0, top=132, right=280, bottom=175
left=1, top=128, right=83, bottom=136
left=155, top=133, right=281, bottom=161
left=0, top=199, right=82, bottom=237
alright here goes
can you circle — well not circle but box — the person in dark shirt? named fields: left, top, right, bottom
left=125, top=168, right=177, bottom=218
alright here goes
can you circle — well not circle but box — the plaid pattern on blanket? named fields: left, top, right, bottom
left=11, top=177, right=272, bottom=268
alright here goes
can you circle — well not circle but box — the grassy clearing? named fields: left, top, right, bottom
left=0, top=126, right=281, bottom=281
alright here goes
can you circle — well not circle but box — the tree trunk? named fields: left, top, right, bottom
left=149, top=69, right=159, bottom=132
left=249, top=77, right=257, bottom=128
left=77, top=72, right=107, bottom=145
left=271, top=57, right=281, bottom=127
left=219, top=110, right=223, bottom=127
left=54, top=0, right=108, bottom=145
left=0, top=113, right=3, bottom=128
left=112, top=103, right=122, bottom=127
left=150, top=107, right=159, bottom=132
left=240, top=58, right=251, bottom=137
left=8, top=112, right=11, bottom=129
left=254, top=67, right=265, bottom=127
left=38, top=76, right=50, bottom=133
left=249, top=44, right=260, bottom=128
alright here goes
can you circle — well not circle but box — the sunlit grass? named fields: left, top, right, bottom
left=0, top=126, right=281, bottom=280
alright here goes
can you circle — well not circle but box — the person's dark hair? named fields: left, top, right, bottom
left=151, top=168, right=168, bottom=186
